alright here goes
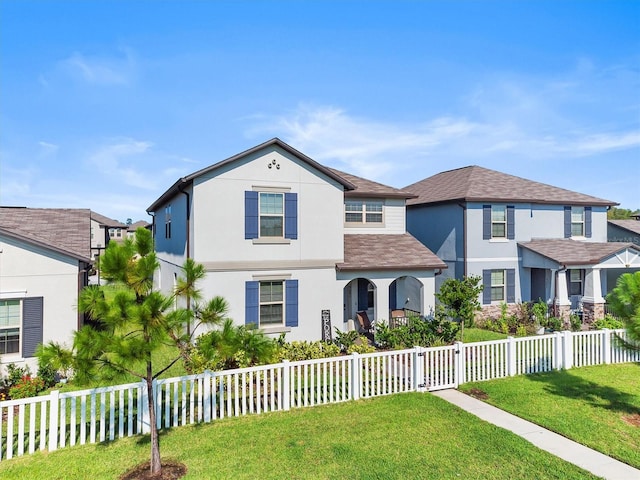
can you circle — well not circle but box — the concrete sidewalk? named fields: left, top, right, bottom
left=432, top=389, right=640, bottom=480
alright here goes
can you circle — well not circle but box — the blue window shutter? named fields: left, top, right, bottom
left=482, top=270, right=492, bottom=304
left=284, top=193, right=298, bottom=239
left=245, top=191, right=259, bottom=239
left=245, top=281, right=259, bottom=327
left=585, top=207, right=592, bottom=238
left=564, top=206, right=571, bottom=238
left=357, top=279, right=369, bottom=311
left=506, top=269, right=516, bottom=303
left=22, top=297, right=43, bottom=358
left=507, top=206, right=515, bottom=240
left=285, top=280, right=299, bottom=327
left=483, top=205, right=491, bottom=240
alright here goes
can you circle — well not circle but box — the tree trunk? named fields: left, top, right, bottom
left=147, top=371, right=162, bottom=474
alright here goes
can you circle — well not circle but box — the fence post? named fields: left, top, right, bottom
left=282, top=360, right=291, bottom=411
left=554, top=332, right=563, bottom=370
left=48, top=390, right=59, bottom=452
left=506, top=337, right=516, bottom=376
left=413, top=346, right=425, bottom=392
left=140, top=380, right=150, bottom=434
left=454, top=341, right=465, bottom=387
left=563, top=331, right=573, bottom=370
left=351, top=353, right=361, bottom=401
left=602, top=329, right=611, bottom=364
left=203, top=370, right=212, bottom=423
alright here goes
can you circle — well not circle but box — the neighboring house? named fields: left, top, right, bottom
left=0, top=207, right=93, bottom=372
left=90, top=212, right=127, bottom=260
left=405, top=166, right=640, bottom=323
left=147, top=138, right=445, bottom=341
left=608, top=218, right=640, bottom=246
left=126, top=220, right=151, bottom=238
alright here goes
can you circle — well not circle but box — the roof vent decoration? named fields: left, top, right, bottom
left=267, top=159, right=280, bottom=170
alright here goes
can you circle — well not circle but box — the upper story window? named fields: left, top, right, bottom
left=165, top=205, right=172, bottom=239
left=259, top=192, right=284, bottom=237
left=571, top=207, right=585, bottom=237
left=345, top=201, right=383, bottom=224
left=491, top=206, right=507, bottom=238
left=483, top=205, right=514, bottom=240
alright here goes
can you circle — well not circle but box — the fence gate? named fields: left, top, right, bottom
left=419, top=344, right=458, bottom=391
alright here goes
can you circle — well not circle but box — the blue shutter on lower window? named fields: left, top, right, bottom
left=22, top=297, right=43, bottom=358
left=506, top=269, right=516, bottom=303
left=564, top=206, right=571, bottom=238
left=585, top=207, right=592, bottom=238
left=507, top=206, right=515, bottom=239
left=284, top=193, right=298, bottom=239
left=245, top=191, right=259, bottom=239
left=483, top=205, right=491, bottom=240
left=245, top=281, right=259, bottom=327
left=285, top=280, right=299, bottom=327
left=482, top=270, right=492, bottom=305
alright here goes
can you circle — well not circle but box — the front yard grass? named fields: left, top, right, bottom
left=0, top=392, right=598, bottom=479
left=459, top=363, right=640, bottom=468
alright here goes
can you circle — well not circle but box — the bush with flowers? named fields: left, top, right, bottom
left=9, top=375, right=46, bottom=399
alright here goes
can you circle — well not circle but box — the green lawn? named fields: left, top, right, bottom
left=459, top=363, right=640, bottom=468
left=461, top=327, right=508, bottom=343
left=0, top=392, right=598, bottom=480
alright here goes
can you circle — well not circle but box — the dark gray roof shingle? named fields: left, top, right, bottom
left=328, top=168, right=417, bottom=199
left=0, top=207, right=92, bottom=261
left=405, top=166, right=616, bottom=207
left=337, top=234, right=447, bottom=271
left=609, top=219, right=640, bottom=236
left=518, top=239, right=639, bottom=266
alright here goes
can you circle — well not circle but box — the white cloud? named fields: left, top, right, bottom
left=61, top=47, right=136, bottom=86
left=88, top=139, right=157, bottom=190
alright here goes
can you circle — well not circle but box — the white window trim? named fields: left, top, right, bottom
left=0, top=298, right=22, bottom=357
left=344, top=200, right=385, bottom=227
left=571, top=207, right=585, bottom=238
left=258, top=280, right=286, bottom=327
left=490, top=270, right=506, bottom=303
left=258, top=192, right=285, bottom=239
left=491, top=205, right=507, bottom=239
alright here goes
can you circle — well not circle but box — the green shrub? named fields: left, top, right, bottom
left=37, top=361, right=57, bottom=389
left=334, top=329, right=360, bottom=352
left=569, top=314, right=582, bottom=332
left=544, top=316, right=564, bottom=331
left=531, top=300, right=548, bottom=326
left=277, top=341, right=341, bottom=361
left=3, top=363, right=30, bottom=389
left=374, top=316, right=458, bottom=350
left=346, top=337, right=376, bottom=354
left=592, top=315, right=624, bottom=330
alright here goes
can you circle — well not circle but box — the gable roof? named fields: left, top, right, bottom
left=337, top=233, right=447, bottom=271
left=609, top=219, right=640, bottom=236
left=91, top=211, right=126, bottom=228
left=328, top=168, right=417, bottom=199
left=518, top=239, right=639, bottom=266
left=0, top=207, right=92, bottom=262
left=405, top=165, right=616, bottom=207
left=147, top=138, right=357, bottom=213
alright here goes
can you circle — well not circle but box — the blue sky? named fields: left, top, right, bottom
left=1, top=1, right=639, bottom=222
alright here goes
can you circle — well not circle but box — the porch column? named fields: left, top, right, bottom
left=554, top=269, right=571, bottom=321
left=371, top=279, right=391, bottom=324
left=582, top=267, right=605, bottom=324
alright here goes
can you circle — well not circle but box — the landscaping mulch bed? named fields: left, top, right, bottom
left=622, top=413, right=640, bottom=427
left=466, top=387, right=489, bottom=400
left=119, top=462, right=187, bottom=480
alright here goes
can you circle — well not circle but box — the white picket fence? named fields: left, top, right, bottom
left=1, top=328, right=638, bottom=462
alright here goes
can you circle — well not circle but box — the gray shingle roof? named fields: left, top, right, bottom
left=328, top=168, right=417, bottom=199
left=609, top=219, right=640, bottom=236
left=91, top=211, right=126, bottom=227
left=405, top=166, right=616, bottom=207
left=518, top=239, right=639, bottom=266
left=337, top=234, right=447, bottom=271
left=0, top=207, right=92, bottom=261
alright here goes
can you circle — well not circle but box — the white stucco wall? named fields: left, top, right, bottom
left=0, top=235, right=80, bottom=371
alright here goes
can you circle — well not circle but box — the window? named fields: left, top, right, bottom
left=490, top=270, right=506, bottom=302
left=345, top=201, right=383, bottom=224
left=259, top=193, right=284, bottom=237
left=569, top=269, right=583, bottom=296
left=165, top=205, right=172, bottom=239
left=0, top=300, right=20, bottom=354
left=116, top=228, right=122, bottom=238
left=259, top=281, right=284, bottom=325
left=109, top=228, right=115, bottom=238
left=571, top=207, right=584, bottom=237
left=491, top=206, right=507, bottom=238
left=246, top=280, right=298, bottom=328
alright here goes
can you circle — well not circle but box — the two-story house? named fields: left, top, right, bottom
left=0, top=207, right=93, bottom=372
left=405, top=166, right=640, bottom=323
left=608, top=218, right=640, bottom=247
left=147, top=138, right=445, bottom=341
left=90, top=211, right=128, bottom=261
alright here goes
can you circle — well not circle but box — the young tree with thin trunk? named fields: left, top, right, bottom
left=38, top=228, right=228, bottom=476
left=435, top=275, right=483, bottom=342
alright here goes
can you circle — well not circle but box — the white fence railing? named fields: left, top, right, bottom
left=1, top=328, right=638, bottom=462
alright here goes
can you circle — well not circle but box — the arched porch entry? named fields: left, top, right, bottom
left=343, top=278, right=376, bottom=324
left=389, top=276, right=424, bottom=316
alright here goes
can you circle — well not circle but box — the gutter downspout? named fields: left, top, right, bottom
left=178, top=182, right=192, bottom=335
left=458, top=203, right=467, bottom=277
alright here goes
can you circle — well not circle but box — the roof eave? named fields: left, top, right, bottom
left=0, top=227, right=93, bottom=264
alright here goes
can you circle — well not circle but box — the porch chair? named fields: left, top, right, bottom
left=356, top=311, right=375, bottom=338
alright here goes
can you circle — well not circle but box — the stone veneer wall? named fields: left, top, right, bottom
left=582, top=302, right=605, bottom=325
left=476, top=303, right=522, bottom=323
